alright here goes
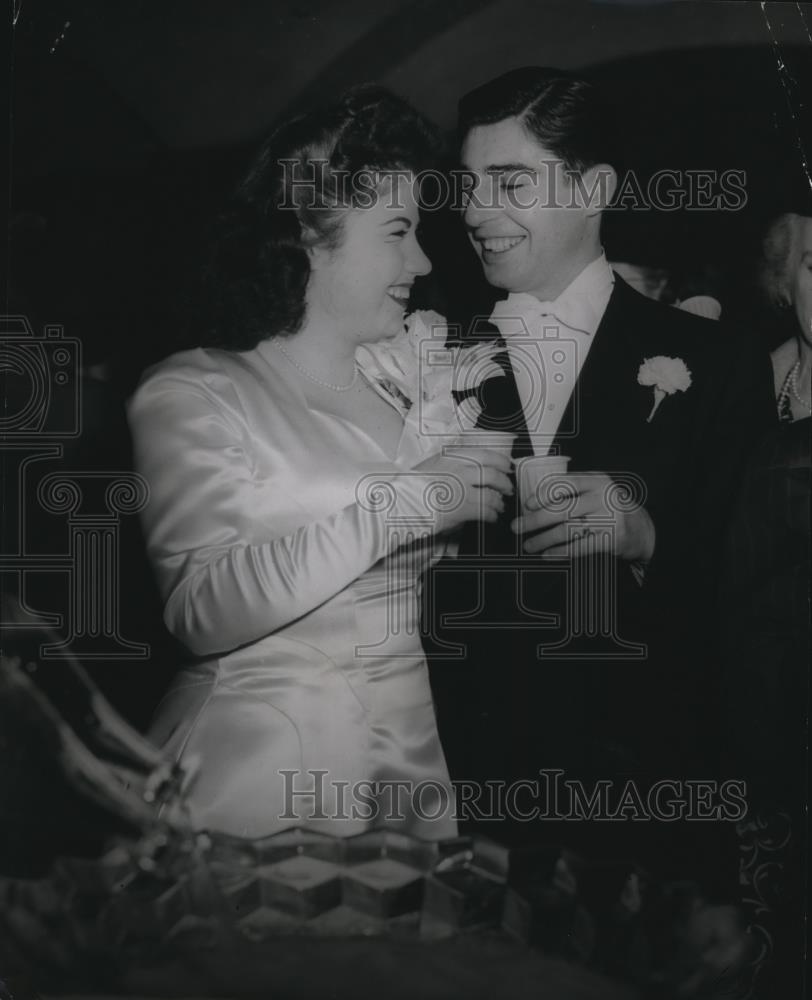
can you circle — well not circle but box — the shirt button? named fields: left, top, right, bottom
left=547, top=404, right=556, bottom=411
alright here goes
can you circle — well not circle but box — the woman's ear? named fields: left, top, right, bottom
left=580, top=163, right=617, bottom=216
left=307, top=243, right=328, bottom=270
left=304, top=231, right=332, bottom=270
left=302, top=225, right=332, bottom=270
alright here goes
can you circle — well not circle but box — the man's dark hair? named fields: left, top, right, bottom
left=458, top=67, right=616, bottom=173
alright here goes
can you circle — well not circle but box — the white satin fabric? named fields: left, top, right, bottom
left=128, top=339, right=457, bottom=840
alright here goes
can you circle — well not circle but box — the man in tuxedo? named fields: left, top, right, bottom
left=425, top=68, right=776, bottom=863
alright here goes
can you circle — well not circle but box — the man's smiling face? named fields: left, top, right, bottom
left=461, top=116, right=598, bottom=301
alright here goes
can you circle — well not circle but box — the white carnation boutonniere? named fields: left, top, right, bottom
left=637, top=356, right=692, bottom=423
left=356, top=310, right=504, bottom=446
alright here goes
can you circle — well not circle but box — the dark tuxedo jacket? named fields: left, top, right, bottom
left=426, top=275, right=777, bottom=789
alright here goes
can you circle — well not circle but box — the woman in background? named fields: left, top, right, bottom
left=719, top=211, right=811, bottom=994
left=760, top=212, right=812, bottom=421
left=128, top=87, right=512, bottom=840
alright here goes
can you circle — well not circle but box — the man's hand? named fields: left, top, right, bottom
left=511, top=472, right=655, bottom=562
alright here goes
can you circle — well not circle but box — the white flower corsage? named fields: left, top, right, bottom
left=637, top=356, right=692, bottom=423
left=356, top=310, right=504, bottom=447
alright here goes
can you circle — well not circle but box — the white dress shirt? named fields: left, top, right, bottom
left=489, top=253, right=614, bottom=456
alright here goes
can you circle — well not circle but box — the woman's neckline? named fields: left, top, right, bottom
left=257, top=338, right=408, bottom=462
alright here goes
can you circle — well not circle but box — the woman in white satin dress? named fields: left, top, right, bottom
left=128, top=87, right=512, bottom=840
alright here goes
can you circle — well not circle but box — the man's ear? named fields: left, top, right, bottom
left=580, top=163, right=617, bottom=216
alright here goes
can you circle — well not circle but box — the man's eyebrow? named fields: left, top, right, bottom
left=380, top=215, right=413, bottom=227
left=486, top=162, right=539, bottom=175
left=459, top=162, right=539, bottom=175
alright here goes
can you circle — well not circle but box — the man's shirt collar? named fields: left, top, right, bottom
left=489, top=253, right=614, bottom=337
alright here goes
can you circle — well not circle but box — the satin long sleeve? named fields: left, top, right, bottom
left=128, top=361, right=441, bottom=658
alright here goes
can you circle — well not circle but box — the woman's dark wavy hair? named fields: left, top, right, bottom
left=192, top=85, right=437, bottom=351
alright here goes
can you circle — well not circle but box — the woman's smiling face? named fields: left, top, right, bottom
left=305, top=172, right=431, bottom=343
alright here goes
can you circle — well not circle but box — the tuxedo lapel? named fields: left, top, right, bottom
left=553, top=277, right=653, bottom=469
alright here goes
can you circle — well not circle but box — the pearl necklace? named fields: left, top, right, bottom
left=788, top=360, right=812, bottom=411
left=273, top=340, right=359, bottom=392
left=778, top=358, right=812, bottom=417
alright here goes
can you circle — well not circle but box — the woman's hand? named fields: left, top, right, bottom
left=414, top=439, right=514, bottom=532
